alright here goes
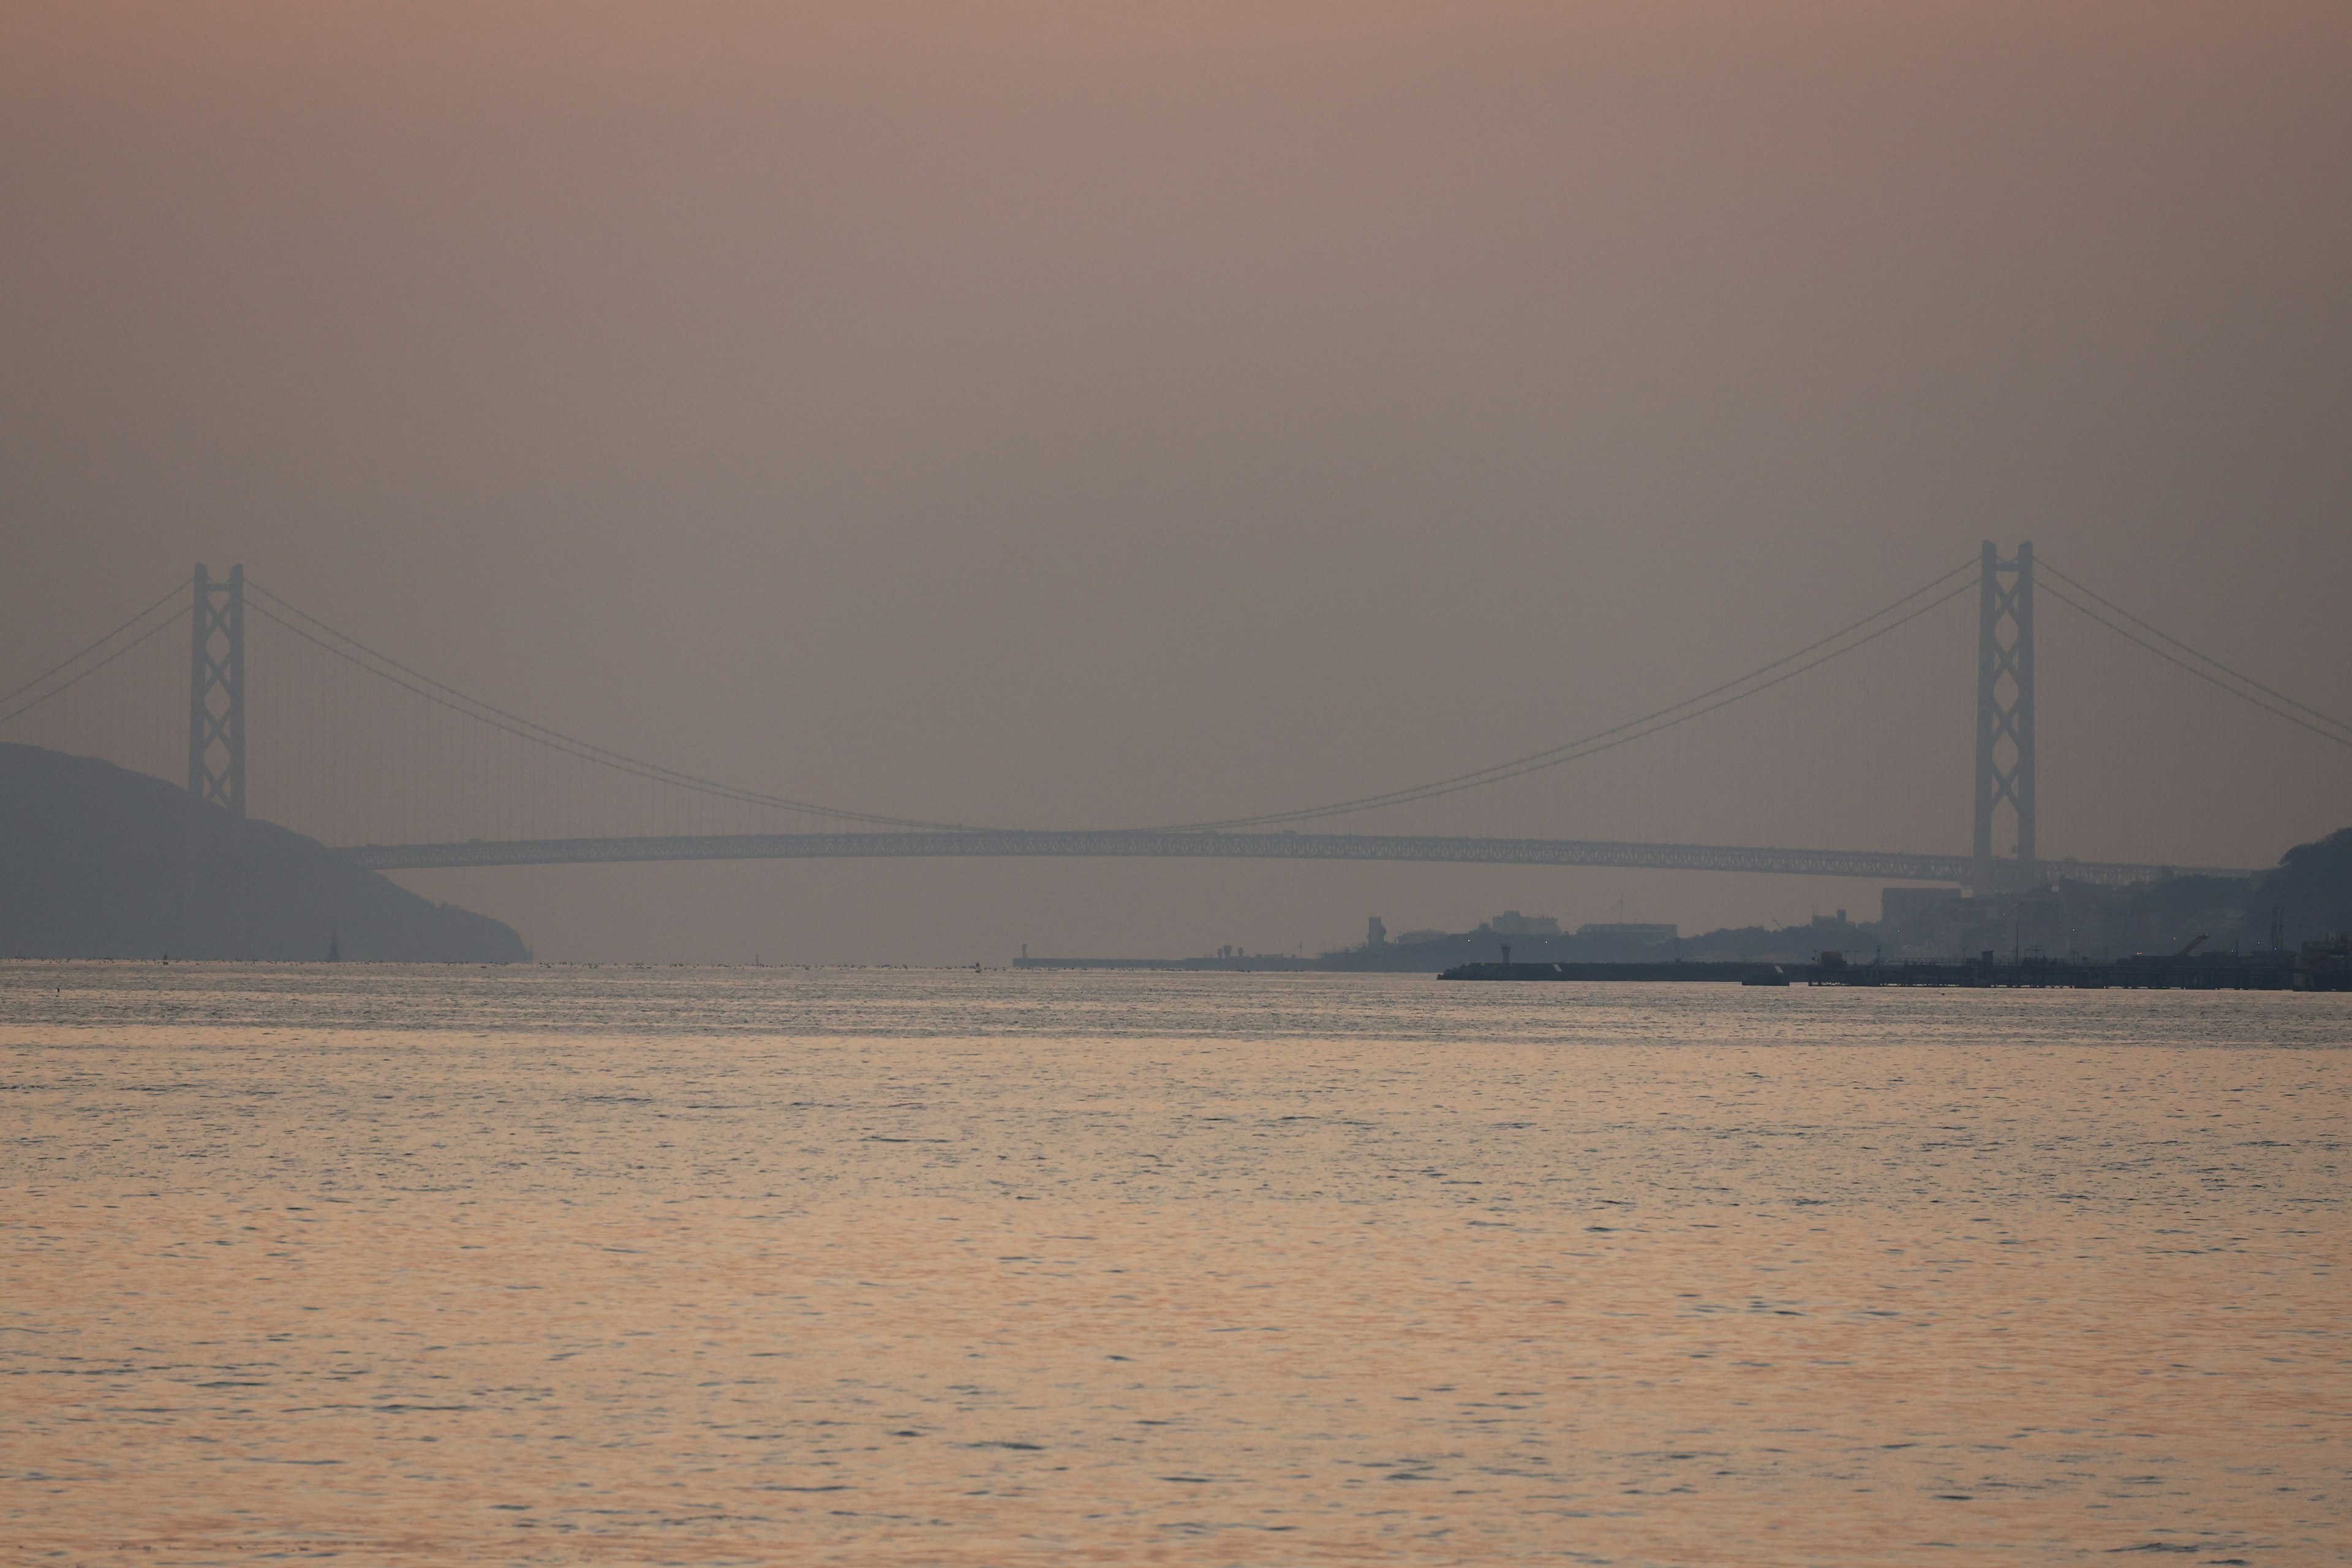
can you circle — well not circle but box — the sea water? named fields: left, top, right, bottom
left=3, top=963, right=2346, bottom=1564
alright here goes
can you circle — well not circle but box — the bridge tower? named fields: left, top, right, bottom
left=1971, top=540, right=2034, bottom=883
left=187, top=563, right=246, bottom=816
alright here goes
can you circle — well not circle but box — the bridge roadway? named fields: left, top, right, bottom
left=337, top=829, right=2246, bottom=888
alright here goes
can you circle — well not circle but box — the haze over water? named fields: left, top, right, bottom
left=4, top=963, right=2347, bottom=1564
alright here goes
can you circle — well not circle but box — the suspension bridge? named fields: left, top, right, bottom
left=6, top=541, right=2345, bottom=894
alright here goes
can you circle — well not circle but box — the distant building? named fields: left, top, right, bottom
left=1487, top=910, right=1562, bottom=936
left=1573, top=922, right=1678, bottom=942
left=1366, top=916, right=1387, bottom=947
left=1882, top=887, right=1962, bottom=929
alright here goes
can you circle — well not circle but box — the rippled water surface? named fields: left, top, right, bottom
left=4, top=962, right=2348, bottom=1564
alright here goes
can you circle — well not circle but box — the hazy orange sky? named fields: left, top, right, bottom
left=4, top=2, right=2348, bottom=961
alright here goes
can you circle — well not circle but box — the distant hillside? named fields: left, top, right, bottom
left=2242, top=826, right=2352, bottom=946
left=0, top=742, right=528, bottom=961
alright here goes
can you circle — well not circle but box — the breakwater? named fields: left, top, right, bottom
left=1444, top=945, right=2352, bottom=990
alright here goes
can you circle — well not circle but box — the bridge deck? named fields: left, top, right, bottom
left=337, top=829, right=2245, bottom=888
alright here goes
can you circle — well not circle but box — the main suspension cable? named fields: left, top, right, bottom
left=2037, top=556, right=2351, bottom=739
left=1161, top=558, right=1977, bottom=831
left=0, top=603, right=189, bottom=729
left=0, top=579, right=186, bottom=710
left=244, top=582, right=970, bottom=830
left=2038, top=580, right=2352, bottom=752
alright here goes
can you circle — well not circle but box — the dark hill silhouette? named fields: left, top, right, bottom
left=0, top=742, right=527, bottom=961
left=2243, top=826, right=2352, bottom=947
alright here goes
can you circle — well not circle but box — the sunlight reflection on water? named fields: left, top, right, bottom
left=4, top=964, right=2346, bottom=1564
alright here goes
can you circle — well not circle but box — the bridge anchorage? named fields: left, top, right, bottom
left=145, top=545, right=2290, bottom=889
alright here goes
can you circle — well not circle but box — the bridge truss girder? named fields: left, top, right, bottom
left=338, top=828, right=2241, bottom=889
